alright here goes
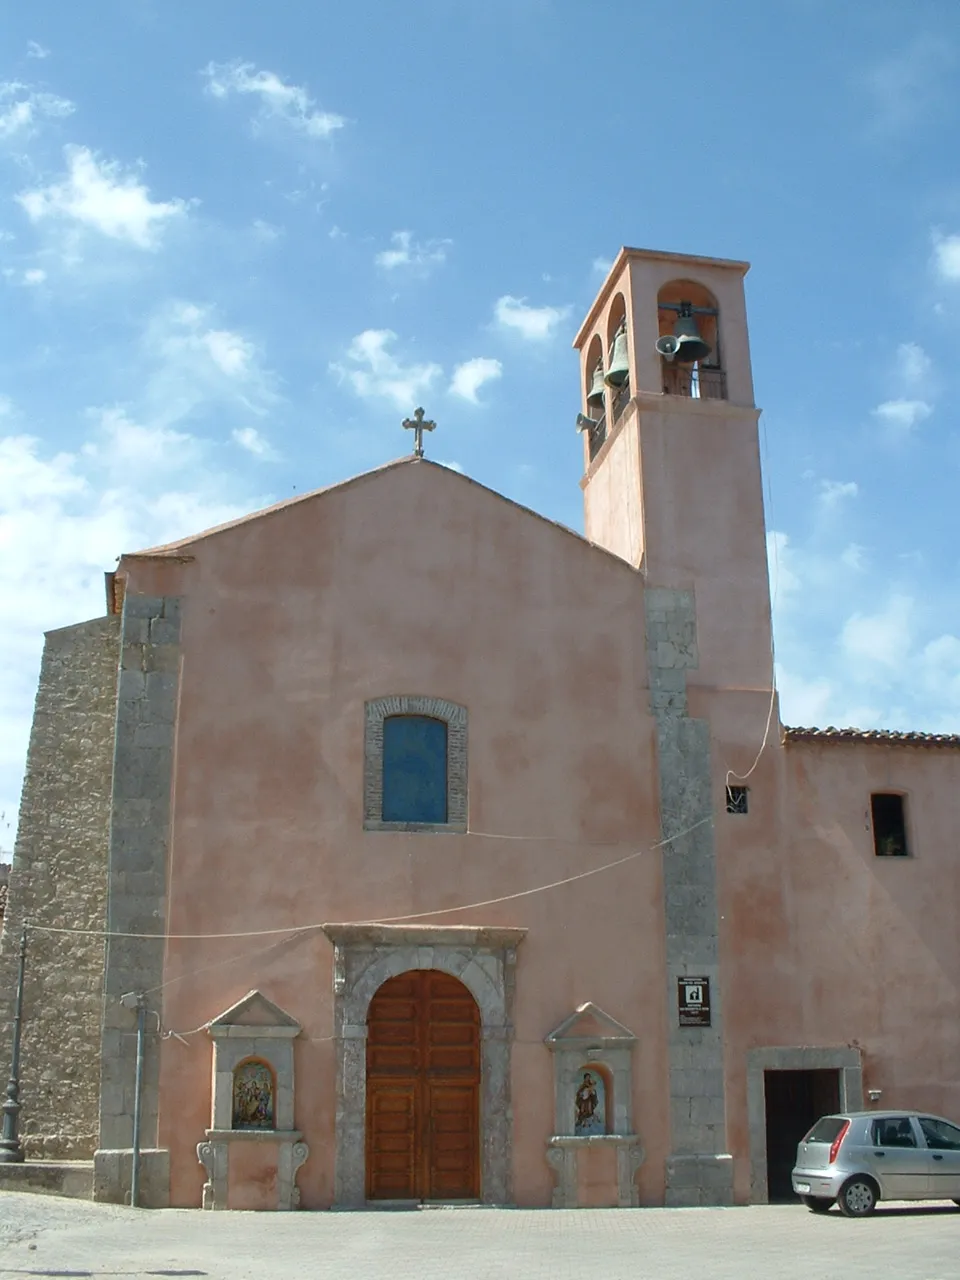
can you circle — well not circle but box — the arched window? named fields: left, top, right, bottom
left=382, top=715, right=448, bottom=824
left=363, top=696, right=468, bottom=832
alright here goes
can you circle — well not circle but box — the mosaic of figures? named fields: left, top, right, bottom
left=232, top=1060, right=275, bottom=1130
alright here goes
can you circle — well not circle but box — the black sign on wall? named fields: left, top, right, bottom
left=678, top=976, right=711, bottom=1027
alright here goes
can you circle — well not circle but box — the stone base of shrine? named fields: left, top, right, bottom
left=197, top=1130, right=309, bottom=1211
left=546, top=1135, right=644, bottom=1208
left=93, top=1148, right=170, bottom=1207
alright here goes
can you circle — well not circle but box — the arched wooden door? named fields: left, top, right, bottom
left=366, top=970, right=480, bottom=1201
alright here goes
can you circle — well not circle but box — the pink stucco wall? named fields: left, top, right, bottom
left=121, top=460, right=670, bottom=1209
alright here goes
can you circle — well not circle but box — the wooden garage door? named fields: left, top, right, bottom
left=366, top=970, right=480, bottom=1201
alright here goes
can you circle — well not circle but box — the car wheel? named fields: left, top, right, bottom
left=800, top=1195, right=832, bottom=1213
left=838, top=1177, right=877, bottom=1218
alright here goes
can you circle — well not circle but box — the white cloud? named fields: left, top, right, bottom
left=449, top=357, right=502, bottom=403
left=436, top=459, right=465, bottom=474
left=0, top=423, right=264, bottom=838
left=375, top=230, right=449, bottom=272
left=27, top=41, right=50, bottom=59
left=841, top=594, right=913, bottom=669
left=841, top=543, right=866, bottom=571
left=203, top=61, right=345, bottom=139
left=592, top=257, right=614, bottom=276
left=932, top=232, right=960, bottom=282
left=871, top=398, right=932, bottom=435
left=232, top=426, right=280, bottom=460
left=494, top=295, right=570, bottom=341
left=766, top=530, right=801, bottom=601
left=331, top=329, right=441, bottom=410
left=142, top=301, right=273, bottom=424
left=819, top=479, right=858, bottom=507
left=203, top=328, right=254, bottom=377
left=17, top=146, right=191, bottom=250
left=22, top=268, right=45, bottom=286
left=0, top=81, right=73, bottom=139
left=81, top=406, right=200, bottom=475
left=251, top=218, right=282, bottom=242
left=774, top=667, right=836, bottom=728
left=895, top=341, right=931, bottom=386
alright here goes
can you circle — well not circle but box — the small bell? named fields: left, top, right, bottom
left=671, top=303, right=711, bottom=365
left=604, top=324, right=630, bottom=387
left=586, top=362, right=606, bottom=409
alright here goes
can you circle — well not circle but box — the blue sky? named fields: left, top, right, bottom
left=1, top=1, right=960, bottom=852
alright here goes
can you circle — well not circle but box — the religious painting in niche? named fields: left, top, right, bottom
left=232, top=1059, right=275, bottom=1130
left=382, top=714, right=448, bottom=824
left=574, top=1069, right=606, bottom=1135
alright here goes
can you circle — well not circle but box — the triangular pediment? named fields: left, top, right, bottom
left=207, top=989, right=300, bottom=1034
left=545, top=1002, right=636, bottom=1046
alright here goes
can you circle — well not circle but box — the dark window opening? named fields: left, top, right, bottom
left=382, top=714, right=448, bottom=824
left=725, top=785, right=749, bottom=815
left=871, top=792, right=908, bottom=857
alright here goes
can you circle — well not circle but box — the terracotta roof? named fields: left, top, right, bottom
left=783, top=727, right=960, bottom=748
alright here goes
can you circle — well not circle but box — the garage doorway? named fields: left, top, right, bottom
left=764, top=1069, right=841, bottom=1201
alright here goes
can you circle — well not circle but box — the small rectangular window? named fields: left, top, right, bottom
left=725, top=785, right=749, bottom=815
left=871, top=793, right=908, bottom=857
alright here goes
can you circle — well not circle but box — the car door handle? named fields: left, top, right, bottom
left=932, top=1154, right=944, bottom=1161
left=875, top=1151, right=885, bottom=1157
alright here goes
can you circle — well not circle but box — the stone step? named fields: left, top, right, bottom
left=0, top=1160, right=94, bottom=1201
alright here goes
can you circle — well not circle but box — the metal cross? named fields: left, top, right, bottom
left=402, top=407, right=436, bottom=458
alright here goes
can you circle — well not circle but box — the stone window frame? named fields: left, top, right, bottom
left=363, top=695, right=468, bottom=833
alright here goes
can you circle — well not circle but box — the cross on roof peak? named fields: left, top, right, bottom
left=402, top=407, right=436, bottom=458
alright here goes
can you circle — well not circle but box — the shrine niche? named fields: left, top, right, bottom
left=198, top=990, right=308, bottom=1211
left=232, top=1059, right=275, bottom=1130
left=544, top=1003, right=644, bottom=1208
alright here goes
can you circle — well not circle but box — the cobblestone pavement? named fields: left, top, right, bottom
left=1, top=1193, right=958, bottom=1279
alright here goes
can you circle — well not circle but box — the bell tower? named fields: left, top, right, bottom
left=574, top=249, right=775, bottom=1207
left=574, top=247, right=772, bottom=691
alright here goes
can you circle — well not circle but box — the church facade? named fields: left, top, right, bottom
left=2, top=247, right=959, bottom=1211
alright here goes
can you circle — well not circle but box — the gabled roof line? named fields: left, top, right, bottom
left=122, top=456, right=644, bottom=578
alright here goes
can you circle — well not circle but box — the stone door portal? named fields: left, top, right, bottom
left=366, top=970, right=480, bottom=1201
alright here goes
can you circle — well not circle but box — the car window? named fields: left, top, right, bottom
left=803, top=1117, right=847, bottom=1143
left=918, top=1117, right=960, bottom=1150
left=872, top=1116, right=917, bottom=1148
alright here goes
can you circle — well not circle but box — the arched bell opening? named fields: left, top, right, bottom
left=657, top=279, right=726, bottom=401
left=581, top=333, right=606, bottom=462
left=604, top=294, right=631, bottom=421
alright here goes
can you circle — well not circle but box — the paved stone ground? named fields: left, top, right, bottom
left=0, top=1193, right=958, bottom=1279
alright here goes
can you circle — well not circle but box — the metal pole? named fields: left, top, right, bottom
left=130, top=996, right=146, bottom=1206
left=0, top=925, right=28, bottom=1164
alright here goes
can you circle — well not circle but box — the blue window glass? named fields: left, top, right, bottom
left=382, top=715, right=448, bottom=823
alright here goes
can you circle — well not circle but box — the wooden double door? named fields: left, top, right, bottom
left=366, top=970, right=480, bottom=1201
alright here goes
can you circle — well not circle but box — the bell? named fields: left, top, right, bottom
left=604, top=325, right=630, bottom=387
left=586, top=362, right=606, bottom=409
left=671, top=303, right=711, bottom=365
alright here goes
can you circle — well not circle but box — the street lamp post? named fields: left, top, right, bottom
left=0, top=925, right=28, bottom=1163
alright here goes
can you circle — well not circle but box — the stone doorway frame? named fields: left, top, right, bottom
left=746, top=1046, right=863, bottom=1203
left=321, top=924, right=526, bottom=1208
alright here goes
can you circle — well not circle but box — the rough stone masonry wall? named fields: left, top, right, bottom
left=644, top=588, right=732, bottom=1207
left=0, top=615, right=120, bottom=1158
